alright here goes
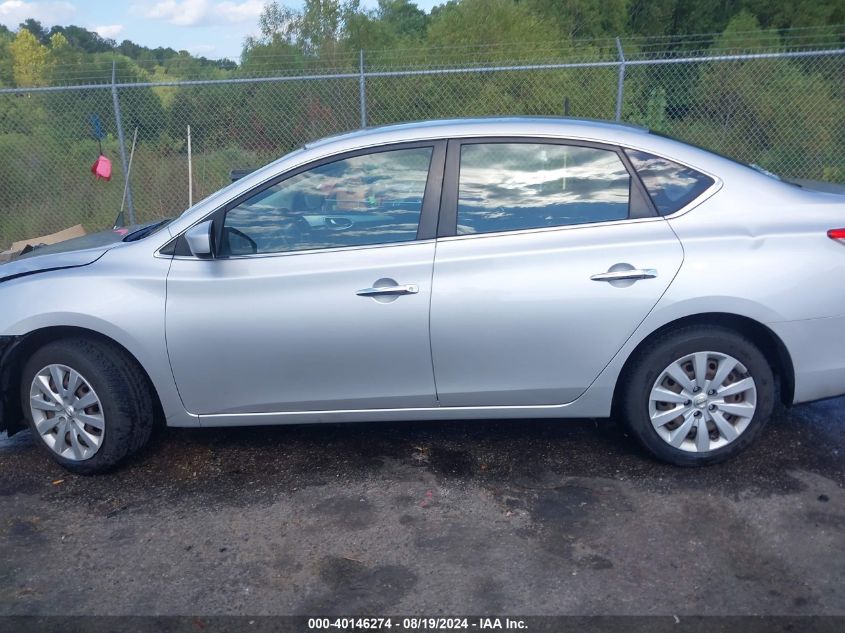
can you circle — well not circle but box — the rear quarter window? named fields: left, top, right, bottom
left=625, top=149, right=715, bottom=215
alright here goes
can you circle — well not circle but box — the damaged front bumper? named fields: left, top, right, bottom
left=0, top=335, right=25, bottom=437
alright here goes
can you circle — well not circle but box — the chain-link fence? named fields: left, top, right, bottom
left=1, top=38, right=843, bottom=249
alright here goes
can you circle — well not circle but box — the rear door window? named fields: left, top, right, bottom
left=456, top=142, right=631, bottom=235
left=625, top=149, right=715, bottom=215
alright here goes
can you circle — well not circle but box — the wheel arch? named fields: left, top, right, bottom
left=612, top=312, right=795, bottom=412
left=1, top=325, right=164, bottom=435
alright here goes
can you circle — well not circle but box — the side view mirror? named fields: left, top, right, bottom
left=184, top=220, right=214, bottom=258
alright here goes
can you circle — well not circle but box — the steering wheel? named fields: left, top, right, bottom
left=276, top=209, right=313, bottom=248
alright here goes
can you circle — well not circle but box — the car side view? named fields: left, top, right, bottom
left=1, top=117, right=843, bottom=474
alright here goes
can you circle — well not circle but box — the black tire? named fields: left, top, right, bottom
left=21, top=337, right=155, bottom=474
left=617, top=325, right=775, bottom=466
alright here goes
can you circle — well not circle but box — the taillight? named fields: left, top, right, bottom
left=828, top=228, right=845, bottom=241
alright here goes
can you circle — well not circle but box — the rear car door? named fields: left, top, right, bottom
left=430, top=138, right=685, bottom=406
left=166, top=142, right=445, bottom=415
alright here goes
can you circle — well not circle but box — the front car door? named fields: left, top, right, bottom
left=166, top=141, right=445, bottom=416
left=430, top=138, right=685, bottom=406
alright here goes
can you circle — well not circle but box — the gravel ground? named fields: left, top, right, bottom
left=0, top=398, right=843, bottom=616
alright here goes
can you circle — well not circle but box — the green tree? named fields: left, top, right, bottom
left=250, top=0, right=362, bottom=58
left=343, top=10, right=398, bottom=51
left=378, top=0, right=429, bottom=38
left=0, top=27, right=15, bottom=86
left=49, top=31, right=69, bottom=53
left=426, top=0, right=557, bottom=52
left=743, top=0, right=845, bottom=30
left=10, top=28, right=51, bottom=87
left=689, top=13, right=792, bottom=163
left=525, top=0, right=627, bottom=38
left=627, top=0, right=676, bottom=37
left=48, top=25, right=114, bottom=53
left=626, top=0, right=744, bottom=38
left=18, top=18, right=48, bottom=43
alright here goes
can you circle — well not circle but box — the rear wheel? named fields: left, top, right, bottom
left=618, top=326, right=775, bottom=466
left=21, top=338, right=155, bottom=474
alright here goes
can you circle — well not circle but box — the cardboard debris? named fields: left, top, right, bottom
left=0, top=224, right=87, bottom=263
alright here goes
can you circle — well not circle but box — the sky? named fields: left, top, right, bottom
left=0, top=0, right=442, bottom=60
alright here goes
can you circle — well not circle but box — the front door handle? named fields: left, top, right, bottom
left=356, top=283, right=419, bottom=297
left=591, top=268, right=658, bottom=282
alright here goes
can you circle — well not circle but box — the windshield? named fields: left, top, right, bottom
left=122, top=218, right=173, bottom=242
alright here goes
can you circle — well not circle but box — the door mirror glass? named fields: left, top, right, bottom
left=185, top=220, right=214, bottom=258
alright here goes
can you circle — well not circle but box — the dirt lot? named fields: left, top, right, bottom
left=0, top=398, right=843, bottom=616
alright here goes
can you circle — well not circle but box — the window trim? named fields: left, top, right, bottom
left=437, top=136, right=657, bottom=239
left=624, top=148, right=717, bottom=217
left=622, top=145, right=723, bottom=220
left=171, top=140, right=446, bottom=259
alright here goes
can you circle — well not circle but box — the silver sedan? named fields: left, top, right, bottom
left=1, top=117, right=844, bottom=473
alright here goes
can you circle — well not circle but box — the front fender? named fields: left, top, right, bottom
left=0, top=248, right=197, bottom=428
left=0, top=335, right=24, bottom=436
left=0, top=248, right=107, bottom=283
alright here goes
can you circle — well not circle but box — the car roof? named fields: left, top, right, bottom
left=294, top=116, right=731, bottom=175
left=302, top=117, right=650, bottom=152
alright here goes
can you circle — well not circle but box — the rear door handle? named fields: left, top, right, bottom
left=590, top=269, right=658, bottom=282
left=356, top=284, right=419, bottom=297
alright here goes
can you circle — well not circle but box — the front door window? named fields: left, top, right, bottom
left=222, top=147, right=434, bottom=256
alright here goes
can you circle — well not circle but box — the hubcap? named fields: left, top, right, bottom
left=648, top=351, right=757, bottom=453
left=29, top=364, right=105, bottom=461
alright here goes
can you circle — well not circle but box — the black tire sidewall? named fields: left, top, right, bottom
left=21, top=340, right=136, bottom=474
left=622, top=327, right=775, bottom=466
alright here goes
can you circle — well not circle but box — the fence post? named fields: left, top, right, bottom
left=112, top=60, right=136, bottom=225
left=615, top=37, right=626, bottom=122
left=359, top=49, right=367, bottom=128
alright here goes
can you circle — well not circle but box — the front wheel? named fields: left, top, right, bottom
left=617, top=326, right=775, bottom=466
left=21, top=338, right=155, bottom=474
